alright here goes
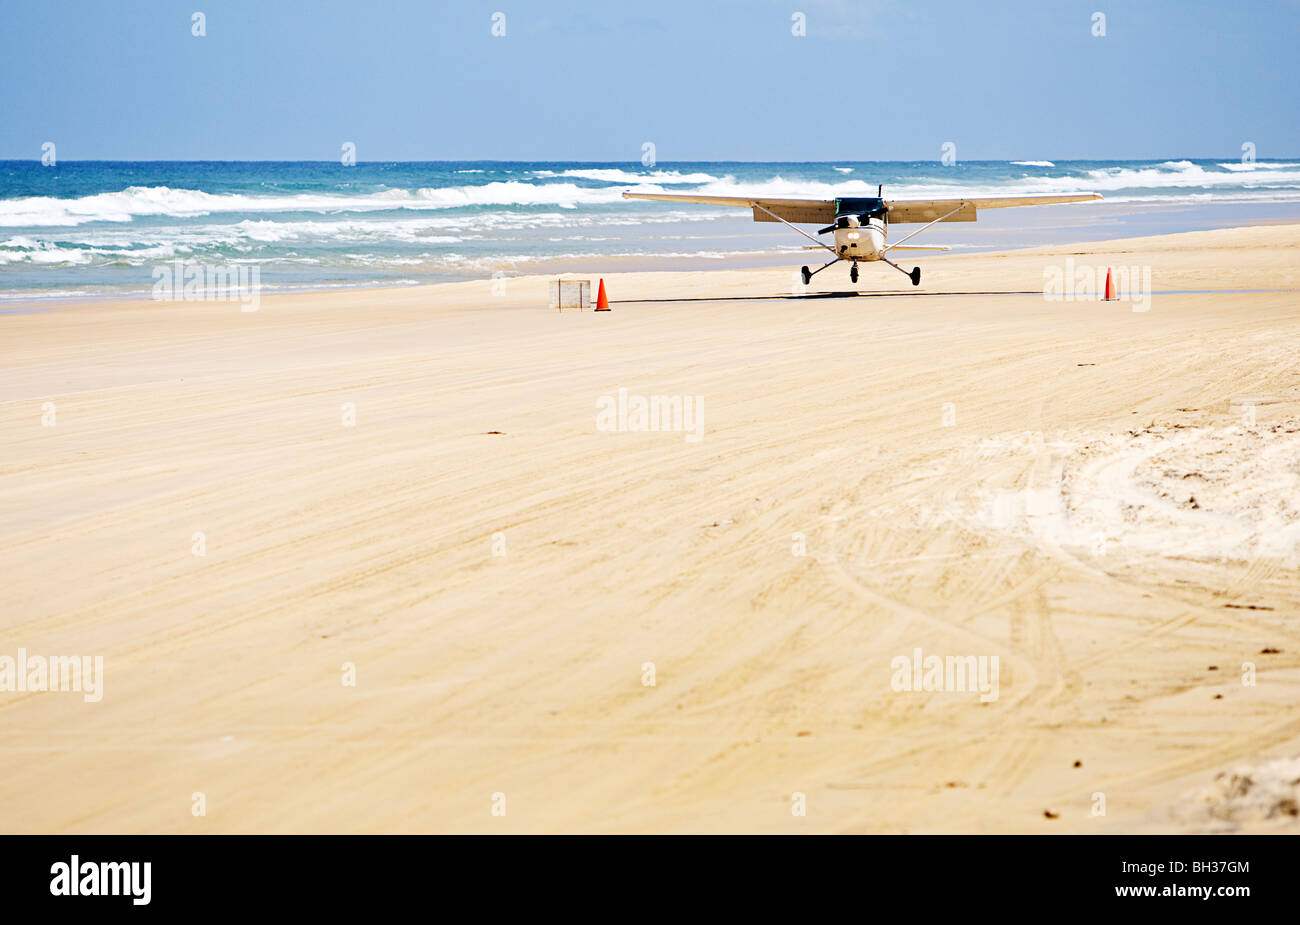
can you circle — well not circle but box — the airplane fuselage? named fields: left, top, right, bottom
left=832, top=215, right=887, bottom=261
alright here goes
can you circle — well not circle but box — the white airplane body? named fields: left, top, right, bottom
left=623, top=188, right=1102, bottom=285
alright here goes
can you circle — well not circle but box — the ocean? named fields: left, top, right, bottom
left=2, top=159, right=1299, bottom=300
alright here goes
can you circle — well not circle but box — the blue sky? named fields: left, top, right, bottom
left=1, top=0, right=1297, bottom=161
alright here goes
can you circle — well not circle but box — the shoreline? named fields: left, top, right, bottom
left=4, top=196, right=1300, bottom=307
left=4, top=217, right=1300, bottom=313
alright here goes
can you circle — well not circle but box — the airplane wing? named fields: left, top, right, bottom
left=804, top=244, right=951, bottom=251
left=884, top=193, right=1102, bottom=223
left=623, top=190, right=1101, bottom=225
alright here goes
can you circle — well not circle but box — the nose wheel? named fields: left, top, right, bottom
left=800, top=265, right=812, bottom=285
left=850, top=263, right=859, bottom=283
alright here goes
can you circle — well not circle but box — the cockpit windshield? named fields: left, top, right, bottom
left=834, top=197, right=886, bottom=219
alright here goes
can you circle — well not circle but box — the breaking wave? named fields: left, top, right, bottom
left=0, top=182, right=658, bottom=227
left=5, top=161, right=1300, bottom=231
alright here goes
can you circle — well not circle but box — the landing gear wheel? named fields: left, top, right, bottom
left=800, top=266, right=812, bottom=286
left=850, top=264, right=859, bottom=283
left=909, top=267, right=921, bottom=286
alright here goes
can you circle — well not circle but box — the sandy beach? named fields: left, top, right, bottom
left=2, top=224, right=1298, bottom=834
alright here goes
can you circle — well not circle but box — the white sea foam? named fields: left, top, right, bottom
left=1216, top=161, right=1300, bottom=172
left=0, top=289, right=95, bottom=301
left=1010, top=160, right=1055, bottom=167
left=231, top=217, right=465, bottom=244
left=0, top=234, right=200, bottom=267
left=1022, top=160, right=1300, bottom=194
left=0, top=207, right=739, bottom=267
left=686, top=161, right=1294, bottom=200
left=0, top=239, right=93, bottom=265
left=0, top=182, right=640, bottom=228
left=671, top=162, right=1300, bottom=202
left=531, top=168, right=721, bottom=184
left=432, top=246, right=803, bottom=271
left=0, top=186, right=403, bottom=227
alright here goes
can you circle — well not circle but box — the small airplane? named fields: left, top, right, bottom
left=623, top=186, right=1102, bottom=286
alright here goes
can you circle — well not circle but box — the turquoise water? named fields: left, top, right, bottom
left=3, top=159, right=1299, bottom=299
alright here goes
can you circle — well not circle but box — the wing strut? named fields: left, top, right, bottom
left=884, top=202, right=969, bottom=252
left=751, top=201, right=838, bottom=256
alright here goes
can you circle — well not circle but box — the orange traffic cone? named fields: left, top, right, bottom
left=594, top=278, right=610, bottom=311
left=1103, top=267, right=1116, bottom=301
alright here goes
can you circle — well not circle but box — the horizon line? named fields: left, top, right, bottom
left=3, top=156, right=1297, bottom=166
